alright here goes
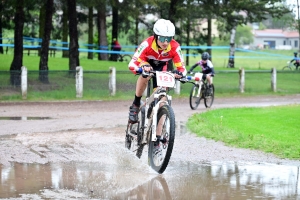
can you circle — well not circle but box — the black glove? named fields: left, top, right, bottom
left=172, top=70, right=183, bottom=76
left=179, top=77, right=188, bottom=84
left=142, top=70, right=149, bottom=78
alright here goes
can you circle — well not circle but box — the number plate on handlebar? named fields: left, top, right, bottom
left=156, top=71, right=176, bottom=88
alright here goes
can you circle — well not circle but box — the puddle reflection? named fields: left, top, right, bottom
left=1, top=162, right=299, bottom=199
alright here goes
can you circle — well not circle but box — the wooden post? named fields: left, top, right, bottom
left=109, top=67, right=116, bottom=96
left=271, top=68, right=277, bottom=92
left=239, top=68, right=245, bottom=93
left=21, top=66, right=27, bottom=99
left=76, top=66, right=83, bottom=98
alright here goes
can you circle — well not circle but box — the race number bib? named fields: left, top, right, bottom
left=156, top=71, right=176, bottom=88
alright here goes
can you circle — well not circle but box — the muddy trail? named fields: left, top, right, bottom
left=0, top=95, right=299, bottom=199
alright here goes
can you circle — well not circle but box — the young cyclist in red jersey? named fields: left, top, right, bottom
left=128, top=18, right=186, bottom=123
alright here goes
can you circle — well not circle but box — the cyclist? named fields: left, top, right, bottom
left=128, top=18, right=186, bottom=123
left=290, top=52, right=300, bottom=70
left=188, top=52, right=215, bottom=92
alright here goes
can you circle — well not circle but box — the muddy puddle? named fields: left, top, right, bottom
left=0, top=161, right=299, bottom=199
left=1, top=122, right=300, bottom=199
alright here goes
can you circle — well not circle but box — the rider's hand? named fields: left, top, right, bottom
left=172, top=70, right=183, bottom=79
left=139, top=61, right=152, bottom=72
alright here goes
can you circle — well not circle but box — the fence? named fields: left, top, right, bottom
left=0, top=67, right=296, bottom=101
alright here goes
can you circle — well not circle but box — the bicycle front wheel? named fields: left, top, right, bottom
left=204, top=84, right=214, bottom=108
left=148, top=105, right=175, bottom=174
left=189, top=84, right=201, bottom=110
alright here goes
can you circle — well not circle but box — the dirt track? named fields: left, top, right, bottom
left=0, top=94, right=299, bottom=166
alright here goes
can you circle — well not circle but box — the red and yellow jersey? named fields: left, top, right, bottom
left=128, top=36, right=186, bottom=75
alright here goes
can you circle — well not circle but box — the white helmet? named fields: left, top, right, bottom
left=153, top=19, right=175, bottom=37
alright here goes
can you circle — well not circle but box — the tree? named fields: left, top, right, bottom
left=10, top=0, right=25, bottom=86
left=68, top=0, right=80, bottom=71
left=87, top=6, right=94, bottom=60
left=217, top=0, right=290, bottom=68
left=39, top=0, right=54, bottom=83
left=96, top=3, right=108, bottom=60
left=62, top=2, right=69, bottom=58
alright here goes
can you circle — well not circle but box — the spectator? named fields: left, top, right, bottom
left=110, top=38, right=122, bottom=61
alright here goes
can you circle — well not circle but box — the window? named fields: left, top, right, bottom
left=295, top=40, right=298, bottom=48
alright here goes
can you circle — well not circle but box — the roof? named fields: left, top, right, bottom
left=254, top=29, right=299, bottom=38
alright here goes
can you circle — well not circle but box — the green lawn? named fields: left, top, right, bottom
left=186, top=104, right=300, bottom=159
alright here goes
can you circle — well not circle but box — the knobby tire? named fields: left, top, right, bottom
left=189, top=84, right=201, bottom=110
left=148, top=105, right=175, bottom=174
left=204, top=84, right=214, bottom=108
left=282, top=66, right=291, bottom=70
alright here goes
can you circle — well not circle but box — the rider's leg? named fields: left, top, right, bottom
left=206, top=74, right=213, bottom=85
left=129, top=76, right=149, bottom=122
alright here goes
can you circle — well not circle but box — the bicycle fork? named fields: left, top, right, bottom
left=142, top=93, right=171, bottom=144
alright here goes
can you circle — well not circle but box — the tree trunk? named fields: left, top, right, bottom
left=62, top=4, right=69, bottom=58
left=111, top=0, right=119, bottom=42
left=135, top=17, right=138, bottom=46
left=227, top=25, right=237, bottom=68
left=0, top=2, right=3, bottom=54
left=96, top=5, right=108, bottom=60
left=39, top=0, right=53, bottom=83
left=186, top=18, right=190, bottom=66
left=10, top=0, right=24, bottom=86
left=207, top=18, right=212, bottom=60
left=87, top=6, right=93, bottom=60
left=38, top=3, right=46, bottom=56
left=68, top=0, right=80, bottom=71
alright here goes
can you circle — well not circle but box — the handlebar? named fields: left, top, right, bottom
left=129, top=66, right=184, bottom=80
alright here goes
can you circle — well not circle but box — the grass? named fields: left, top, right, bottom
left=0, top=48, right=298, bottom=70
left=0, top=48, right=299, bottom=101
left=186, top=104, right=300, bottom=159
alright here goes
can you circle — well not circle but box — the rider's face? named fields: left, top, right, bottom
left=157, top=36, right=172, bottom=50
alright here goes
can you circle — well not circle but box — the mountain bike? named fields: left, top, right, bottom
left=110, top=51, right=132, bottom=62
left=184, top=72, right=214, bottom=109
left=125, top=68, right=180, bottom=174
left=282, top=60, right=299, bottom=71
left=117, top=53, right=132, bottom=62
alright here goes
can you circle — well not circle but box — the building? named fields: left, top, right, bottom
left=253, top=29, right=299, bottom=50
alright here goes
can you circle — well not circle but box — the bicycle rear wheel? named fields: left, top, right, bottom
left=204, top=84, right=214, bottom=108
left=148, top=105, right=175, bottom=174
left=125, top=108, right=143, bottom=155
left=189, top=84, right=201, bottom=110
left=125, top=122, right=139, bottom=152
left=120, top=54, right=132, bottom=62
left=282, top=66, right=291, bottom=70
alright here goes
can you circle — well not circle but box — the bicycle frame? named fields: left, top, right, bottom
left=186, top=72, right=204, bottom=95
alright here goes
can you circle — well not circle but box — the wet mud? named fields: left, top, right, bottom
left=0, top=95, right=300, bottom=199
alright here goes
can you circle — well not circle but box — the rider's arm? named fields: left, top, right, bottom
left=210, top=67, right=215, bottom=76
left=171, top=45, right=186, bottom=76
left=128, top=40, right=150, bottom=74
left=188, top=63, right=198, bottom=73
